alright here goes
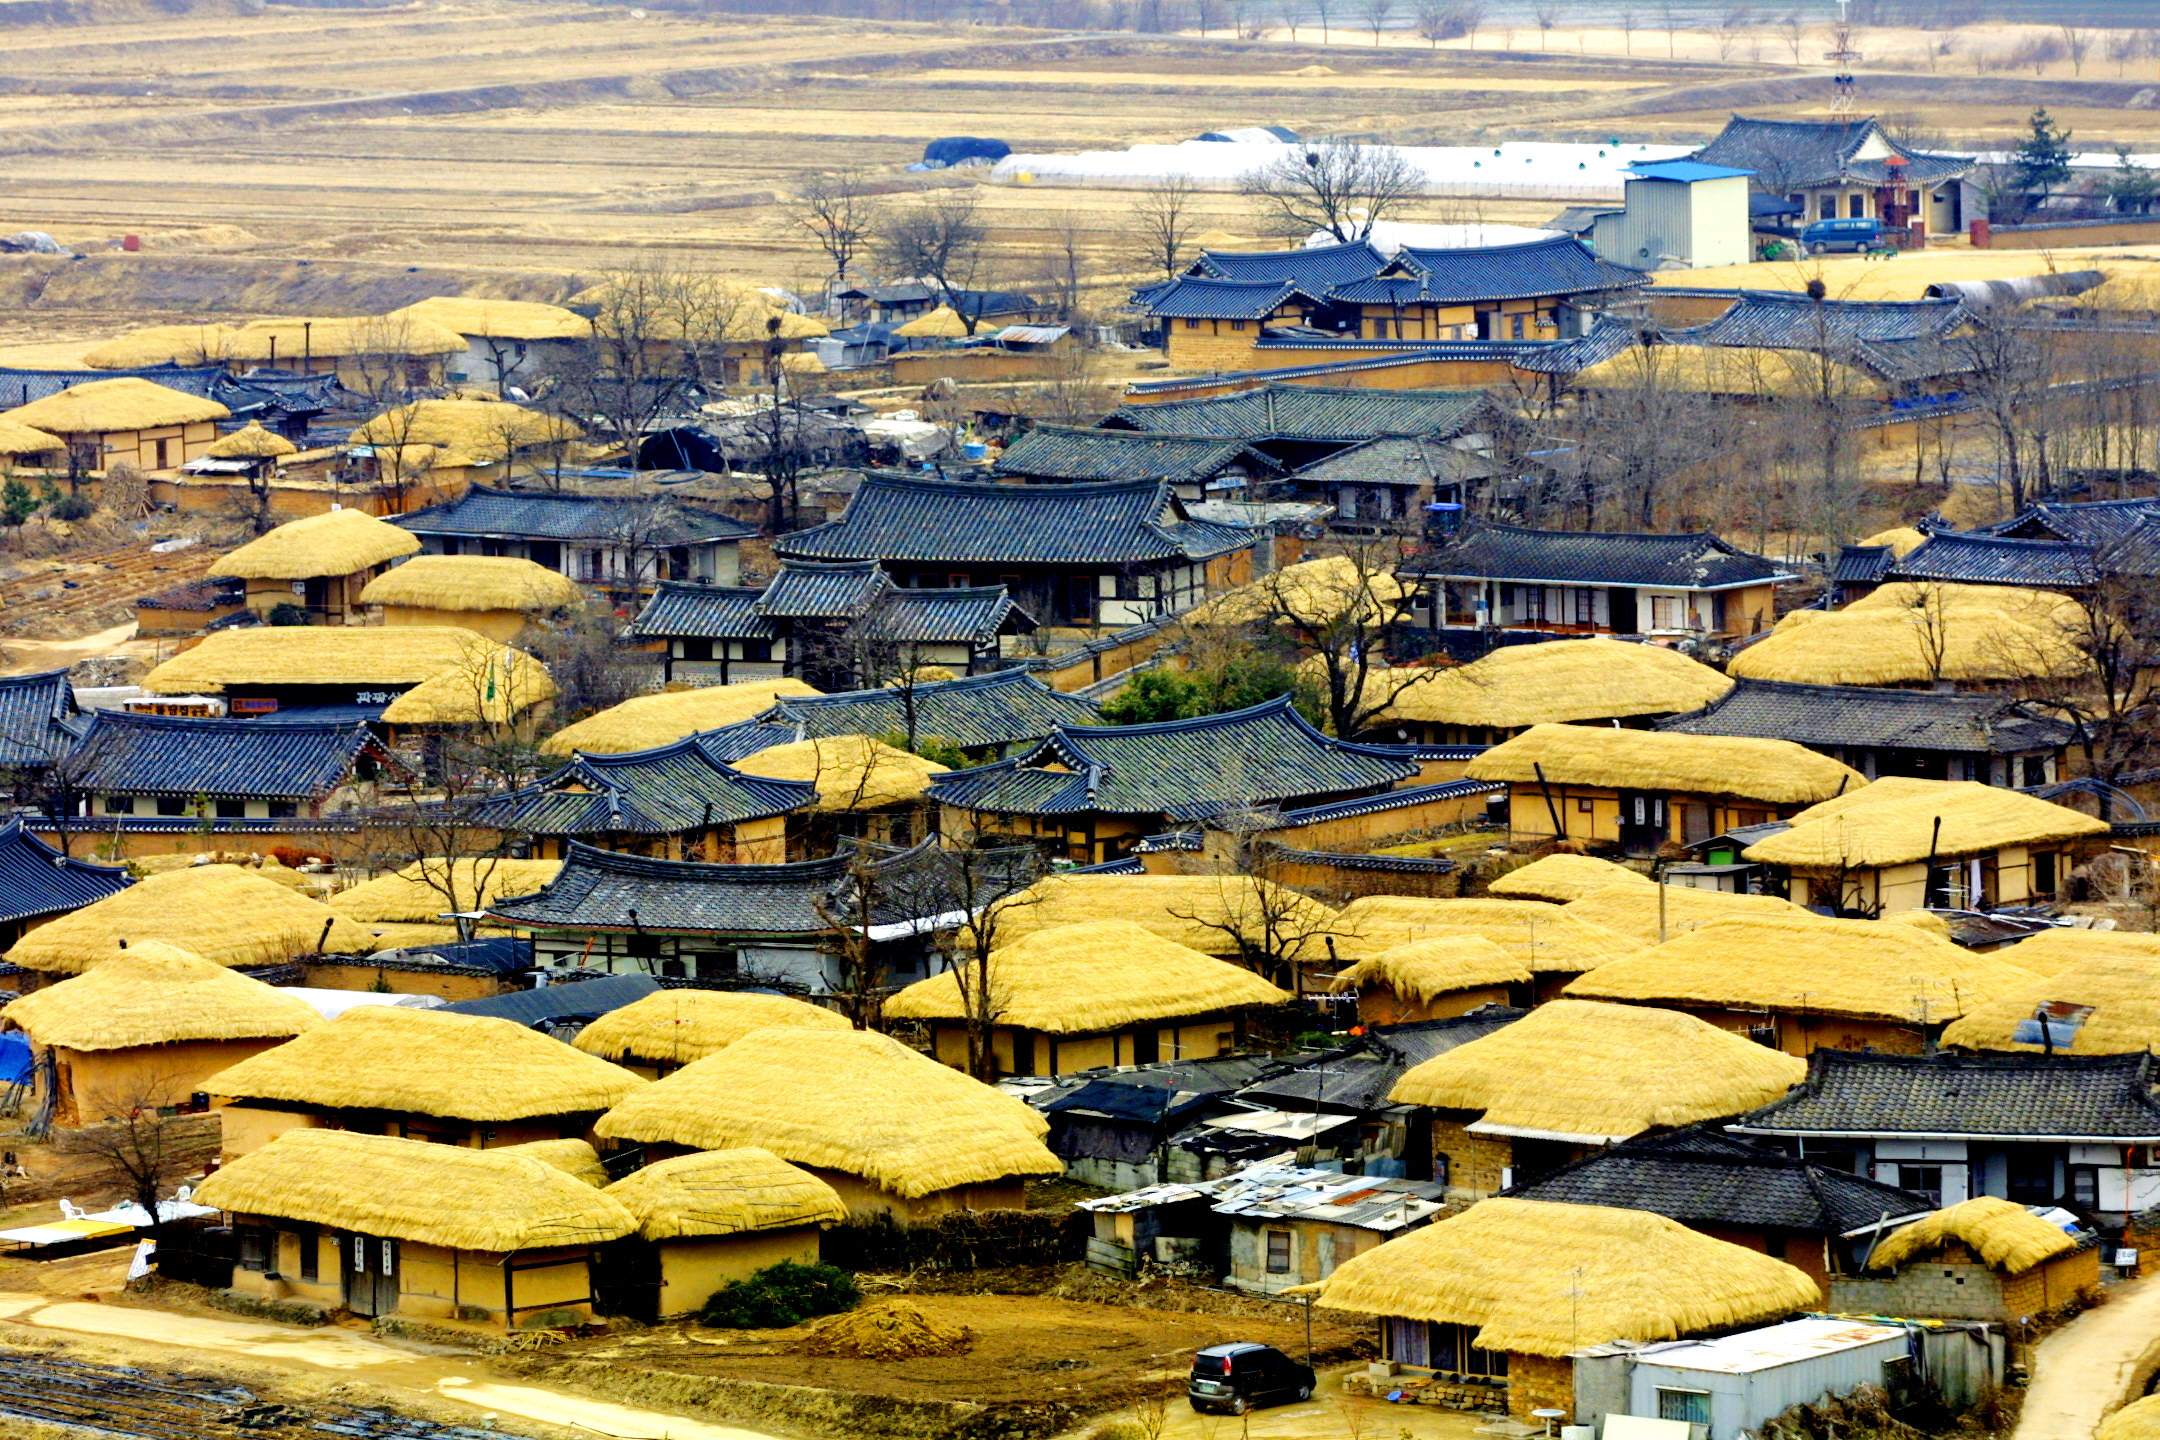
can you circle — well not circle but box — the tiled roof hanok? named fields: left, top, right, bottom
left=0, top=364, right=224, bottom=409
left=1189, top=239, right=1391, bottom=288
left=762, top=670, right=1097, bottom=752
left=0, top=668, right=79, bottom=770
left=394, top=485, right=755, bottom=545
left=773, top=473, right=1259, bottom=567
left=67, top=710, right=374, bottom=801
left=484, top=836, right=1030, bottom=938
left=1103, top=384, right=1499, bottom=442
left=0, top=816, right=130, bottom=927
left=927, top=696, right=1418, bottom=819
left=627, top=584, right=776, bottom=641
left=863, top=587, right=1032, bottom=646
left=693, top=721, right=800, bottom=764
left=1887, top=532, right=2101, bottom=589
left=1688, top=114, right=1974, bottom=189
left=1987, top=497, right=2160, bottom=547
left=1830, top=543, right=1896, bottom=586
left=1288, top=434, right=1504, bottom=489
left=1656, top=679, right=2074, bottom=757
left=470, top=736, right=815, bottom=837
left=1730, top=1050, right=2160, bottom=1143
left=1504, top=1126, right=1932, bottom=1235
left=994, top=426, right=1279, bottom=485
left=1384, top=235, right=1648, bottom=304
left=1408, top=522, right=1790, bottom=590
left=1679, top=291, right=1967, bottom=347
left=1143, top=276, right=1308, bottom=321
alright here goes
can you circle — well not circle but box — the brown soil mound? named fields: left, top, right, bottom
left=789, top=1300, right=975, bottom=1361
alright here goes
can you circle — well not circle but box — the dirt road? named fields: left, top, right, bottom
left=0, top=1292, right=783, bottom=1440
left=2016, top=1279, right=2160, bottom=1440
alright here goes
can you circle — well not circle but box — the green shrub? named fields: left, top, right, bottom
left=47, top=493, right=93, bottom=522
left=698, top=1259, right=860, bottom=1329
left=267, top=602, right=311, bottom=626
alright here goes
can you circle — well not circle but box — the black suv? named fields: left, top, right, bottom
left=1187, top=1343, right=1316, bottom=1414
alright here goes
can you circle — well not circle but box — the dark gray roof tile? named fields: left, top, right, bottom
left=1732, top=1050, right=2160, bottom=1141
left=1658, top=679, right=2074, bottom=755
left=1409, top=522, right=1788, bottom=589
left=995, top=427, right=1277, bottom=485
left=764, top=670, right=1096, bottom=750
left=0, top=816, right=130, bottom=926
left=1104, top=385, right=1499, bottom=441
left=471, top=736, right=815, bottom=836
left=68, top=710, right=374, bottom=801
left=1888, top=532, right=2099, bottom=588
left=395, top=485, right=754, bottom=545
left=0, top=668, right=78, bottom=770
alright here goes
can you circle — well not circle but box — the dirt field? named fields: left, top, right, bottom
left=0, top=3, right=2150, bottom=351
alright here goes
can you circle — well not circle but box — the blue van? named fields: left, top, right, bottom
left=1801, top=217, right=1885, bottom=254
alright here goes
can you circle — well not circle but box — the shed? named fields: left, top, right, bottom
left=1831, top=1196, right=2097, bottom=1322
left=1488, top=853, right=1650, bottom=904
left=601, top=1147, right=847, bottom=1319
left=1576, top=1318, right=1911, bottom=1440
left=1330, top=935, right=1530, bottom=1026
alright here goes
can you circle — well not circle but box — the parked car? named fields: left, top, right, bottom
left=1802, top=217, right=1885, bottom=254
left=1188, top=1342, right=1317, bottom=1414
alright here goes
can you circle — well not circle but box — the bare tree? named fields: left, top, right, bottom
left=2006, top=570, right=2160, bottom=820
left=1312, top=0, right=1332, bottom=40
left=794, top=168, right=877, bottom=305
left=1620, top=7, right=1637, bottom=51
left=1249, top=538, right=1428, bottom=738
left=1131, top=175, right=1203, bottom=281
left=1359, top=0, right=1392, bottom=43
left=1169, top=850, right=1339, bottom=994
left=2059, top=23, right=2091, bottom=75
left=56, top=1073, right=203, bottom=1249
left=1955, top=314, right=2052, bottom=515
left=1240, top=138, right=1425, bottom=241
left=1903, top=578, right=1953, bottom=685
left=1276, top=0, right=1299, bottom=38
left=876, top=190, right=996, bottom=335
left=1040, top=209, right=1090, bottom=322
left=542, top=263, right=698, bottom=466
left=933, top=833, right=1046, bottom=1080
left=1533, top=0, right=1558, bottom=46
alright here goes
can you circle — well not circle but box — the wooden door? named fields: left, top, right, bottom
left=344, top=1233, right=399, bottom=1318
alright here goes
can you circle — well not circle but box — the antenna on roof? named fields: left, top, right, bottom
left=1825, top=0, right=1861, bottom=112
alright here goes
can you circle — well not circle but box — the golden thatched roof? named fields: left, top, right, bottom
left=1727, top=583, right=2091, bottom=687
left=1330, top=895, right=1644, bottom=973
left=2102, top=1395, right=2160, bottom=1440
left=193, top=1129, right=637, bottom=1253
left=1857, top=526, right=1927, bottom=557
left=1941, top=951, right=2160, bottom=1054
left=204, top=1004, right=644, bottom=1122
left=1744, top=777, right=2110, bottom=871
left=81, top=323, right=235, bottom=370
left=1868, top=1196, right=2079, bottom=1274
left=1374, top=640, right=1733, bottom=730
left=604, top=1147, right=848, bottom=1241
left=349, top=398, right=580, bottom=469
left=386, top=296, right=592, bottom=341
left=1486, top=853, right=1650, bottom=904
left=330, top=859, right=563, bottom=924
left=1561, top=883, right=1813, bottom=943
left=540, top=680, right=821, bottom=756
left=885, top=920, right=1291, bottom=1033
left=498, top=1137, right=610, bottom=1187
left=359, top=555, right=582, bottom=614
left=1188, top=555, right=1414, bottom=629
left=732, top=735, right=947, bottom=811
left=143, top=626, right=548, bottom=702
left=1305, top=1198, right=1819, bottom=1355
left=781, top=351, right=828, bottom=375
left=1566, top=914, right=2038, bottom=1023
left=894, top=305, right=969, bottom=339
left=573, top=990, right=849, bottom=1067
left=4, top=866, right=376, bottom=975
left=594, top=1027, right=1061, bottom=1199
left=1468, top=724, right=1863, bottom=805
left=1886, top=908, right=1955, bottom=938
left=1574, top=344, right=1882, bottom=400
left=567, top=277, right=828, bottom=341
left=362, top=923, right=465, bottom=953
left=1389, top=999, right=1806, bottom=1142
left=1988, top=927, right=2160, bottom=979
left=992, top=873, right=1341, bottom=961
left=0, top=417, right=62, bottom=456
left=1330, top=935, right=1528, bottom=1003
left=224, top=315, right=468, bottom=362
left=377, top=644, right=559, bottom=725
left=3, top=941, right=320, bottom=1052
left=208, top=508, right=421, bottom=581
left=0, top=377, right=229, bottom=435
left=206, top=422, right=300, bottom=460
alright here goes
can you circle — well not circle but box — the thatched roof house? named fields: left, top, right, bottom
left=1486, top=853, right=1649, bottom=904
left=4, top=865, right=375, bottom=979
left=223, top=315, right=469, bottom=366
left=732, top=734, right=949, bottom=812
left=195, top=1128, right=637, bottom=1328
left=0, top=377, right=229, bottom=472
left=1304, top=1198, right=1819, bottom=1426
left=992, top=873, right=1340, bottom=963
left=358, top=555, right=582, bottom=641
left=1941, top=952, right=2160, bottom=1055
left=348, top=397, right=579, bottom=472
left=141, top=627, right=555, bottom=729
left=330, top=859, right=562, bottom=924
left=0, top=417, right=62, bottom=460
left=1370, top=639, right=1734, bottom=744
left=3, top=941, right=321, bottom=1125
left=541, top=679, right=821, bottom=757
left=572, top=990, right=848, bottom=1076
left=1743, top=777, right=2107, bottom=914
left=1329, top=896, right=1644, bottom=1001
left=1331, top=935, right=1531, bottom=1027
left=1984, top=927, right=2160, bottom=979
left=1727, top=582, right=2090, bottom=688
left=1566, top=914, right=2040, bottom=1054
left=885, top=919, right=1290, bottom=1077
left=209, top=510, right=423, bottom=624
left=386, top=297, right=593, bottom=342
left=1561, top=882, right=1812, bottom=942
left=1391, top=999, right=1805, bottom=1197
left=205, top=421, right=299, bottom=461
left=1187, top=555, right=1414, bottom=629
left=594, top=1027, right=1061, bottom=1220
left=203, top=1004, right=644, bottom=1155
left=1834, top=1195, right=2097, bottom=1322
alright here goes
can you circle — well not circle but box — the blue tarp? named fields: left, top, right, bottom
left=0, top=1032, right=35, bottom=1087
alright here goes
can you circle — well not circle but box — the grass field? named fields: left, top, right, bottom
left=0, top=2, right=2153, bottom=350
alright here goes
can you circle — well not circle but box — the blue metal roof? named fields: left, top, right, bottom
left=440, top=972, right=658, bottom=1027
left=1629, top=160, right=1754, bottom=183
